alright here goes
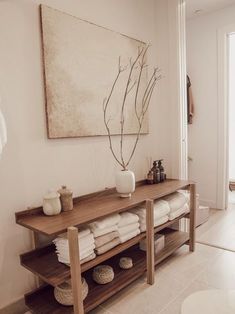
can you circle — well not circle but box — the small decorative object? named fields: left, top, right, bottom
left=119, top=257, right=133, bottom=269
left=147, top=169, right=154, bottom=185
left=116, top=170, right=135, bottom=198
left=158, top=159, right=166, bottom=182
left=54, top=278, right=88, bottom=306
left=92, top=265, right=114, bottom=285
left=58, top=185, right=73, bottom=211
left=139, top=234, right=165, bottom=254
left=103, top=46, right=161, bottom=198
left=43, top=190, right=61, bottom=216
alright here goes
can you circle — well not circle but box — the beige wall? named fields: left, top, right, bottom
left=0, top=0, right=177, bottom=308
left=187, top=4, right=235, bottom=208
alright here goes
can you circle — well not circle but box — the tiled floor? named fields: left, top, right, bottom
left=90, top=205, right=235, bottom=314
left=197, top=203, right=235, bottom=251
left=90, top=243, right=235, bottom=314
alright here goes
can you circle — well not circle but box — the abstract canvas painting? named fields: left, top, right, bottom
left=40, top=5, right=149, bottom=138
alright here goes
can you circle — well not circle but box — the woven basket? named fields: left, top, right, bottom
left=119, top=257, right=133, bottom=269
left=54, top=278, right=88, bottom=306
left=92, top=265, right=114, bottom=284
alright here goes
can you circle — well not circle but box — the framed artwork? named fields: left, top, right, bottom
left=40, top=5, right=149, bottom=138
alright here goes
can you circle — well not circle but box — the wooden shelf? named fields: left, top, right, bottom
left=20, top=214, right=189, bottom=287
left=155, top=229, right=189, bottom=265
left=24, top=229, right=189, bottom=313
left=20, top=233, right=146, bottom=287
left=15, top=179, right=192, bottom=236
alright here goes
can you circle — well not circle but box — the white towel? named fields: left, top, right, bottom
left=91, top=225, right=118, bottom=238
left=54, top=233, right=94, bottom=252
left=118, top=212, right=139, bottom=227
left=163, top=192, right=187, bottom=212
left=58, top=247, right=95, bottom=264
left=78, top=227, right=91, bottom=239
left=119, top=229, right=140, bottom=243
left=55, top=242, right=95, bottom=258
left=118, top=222, right=140, bottom=236
left=131, top=200, right=170, bottom=220
left=89, top=213, right=120, bottom=230
left=168, top=204, right=189, bottom=220
left=139, top=215, right=169, bottom=232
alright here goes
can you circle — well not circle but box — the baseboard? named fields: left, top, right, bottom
left=199, top=199, right=217, bottom=209
left=0, top=298, right=28, bottom=314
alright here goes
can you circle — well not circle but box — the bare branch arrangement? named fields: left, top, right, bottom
left=103, top=45, right=161, bottom=170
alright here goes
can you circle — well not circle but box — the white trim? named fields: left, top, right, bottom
left=167, top=0, right=188, bottom=180
left=217, top=24, right=235, bottom=209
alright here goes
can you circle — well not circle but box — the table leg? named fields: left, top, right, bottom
left=68, top=227, right=84, bottom=314
left=146, top=199, right=155, bottom=285
left=189, top=183, right=196, bottom=252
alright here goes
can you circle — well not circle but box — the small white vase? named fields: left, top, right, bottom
left=116, top=170, right=135, bottom=198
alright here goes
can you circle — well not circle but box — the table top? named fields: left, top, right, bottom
left=15, top=179, right=192, bottom=236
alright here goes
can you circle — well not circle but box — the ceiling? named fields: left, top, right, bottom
left=186, top=0, right=235, bottom=19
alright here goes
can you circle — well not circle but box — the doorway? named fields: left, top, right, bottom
left=228, top=33, right=235, bottom=205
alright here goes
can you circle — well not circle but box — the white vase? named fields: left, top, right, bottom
left=115, top=170, right=135, bottom=198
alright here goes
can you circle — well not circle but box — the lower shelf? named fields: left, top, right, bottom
left=25, top=229, right=189, bottom=313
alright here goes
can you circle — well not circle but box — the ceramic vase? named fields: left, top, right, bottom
left=115, top=169, right=135, bottom=198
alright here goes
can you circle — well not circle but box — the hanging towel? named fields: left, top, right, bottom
left=118, top=222, right=140, bottom=236
left=89, top=213, right=120, bottom=230
left=0, top=109, right=7, bottom=155
left=91, top=225, right=118, bottom=238
left=187, top=75, right=195, bottom=124
left=95, top=238, right=120, bottom=255
left=95, top=231, right=119, bottom=248
left=118, top=212, right=139, bottom=227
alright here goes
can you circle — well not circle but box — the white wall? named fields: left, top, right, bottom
left=186, top=5, right=235, bottom=208
left=0, top=0, right=181, bottom=308
left=229, top=34, right=235, bottom=180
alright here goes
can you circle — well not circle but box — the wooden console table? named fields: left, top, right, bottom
left=15, top=179, right=196, bottom=314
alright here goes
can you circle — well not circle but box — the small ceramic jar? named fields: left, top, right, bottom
left=43, top=190, right=61, bottom=216
left=58, top=186, right=73, bottom=211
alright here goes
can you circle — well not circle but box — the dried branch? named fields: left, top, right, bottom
left=103, top=45, right=161, bottom=170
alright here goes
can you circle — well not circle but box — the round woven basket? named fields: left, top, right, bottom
left=119, top=257, right=133, bottom=269
left=92, top=265, right=114, bottom=285
left=54, top=278, right=88, bottom=306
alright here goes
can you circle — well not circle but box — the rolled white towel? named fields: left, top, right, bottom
left=118, top=222, right=140, bottom=236
left=119, top=229, right=140, bottom=243
left=163, top=192, right=187, bottom=212
left=139, top=215, right=169, bottom=232
left=91, top=225, right=118, bottom=238
left=168, top=204, right=189, bottom=220
left=89, top=213, right=120, bottom=230
left=118, top=212, right=139, bottom=227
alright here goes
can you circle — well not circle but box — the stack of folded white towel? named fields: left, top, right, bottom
left=163, top=191, right=189, bottom=220
left=53, top=227, right=96, bottom=265
left=117, top=212, right=140, bottom=243
left=89, top=214, right=120, bottom=255
left=131, top=200, right=170, bottom=232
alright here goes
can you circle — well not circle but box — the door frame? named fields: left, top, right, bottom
left=168, top=0, right=188, bottom=180
left=217, top=24, right=235, bottom=209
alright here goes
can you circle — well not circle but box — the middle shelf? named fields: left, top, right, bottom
left=20, top=212, right=189, bottom=288
left=24, top=229, right=190, bottom=314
